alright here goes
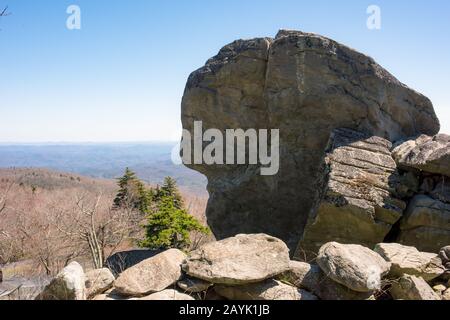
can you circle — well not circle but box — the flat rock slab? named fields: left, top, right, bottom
left=393, top=134, right=450, bottom=177
left=182, top=234, right=290, bottom=285
left=316, top=242, right=390, bottom=292
left=114, top=249, right=186, bottom=297
left=215, top=279, right=317, bottom=300
left=374, top=243, right=444, bottom=281
left=390, top=275, right=440, bottom=300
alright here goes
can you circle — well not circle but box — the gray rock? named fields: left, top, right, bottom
left=132, top=289, right=195, bottom=301
left=390, top=275, right=440, bottom=300
left=297, top=129, right=406, bottom=256
left=177, top=277, right=212, bottom=293
left=36, top=262, right=86, bottom=300
left=374, top=243, right=444, bottom=281
left=181, top=30, right=439, bottom=252
left=431, top=178, right=450, bottom=204
left=114, top=249, right=186, bottom=297
left=215, top=279, right=317, bottom=300
left=398, top=195, right=450, bottom=253
left=392, top=134, right=450, bottom=177
left=182, top=234, right=290, bottom=285
left=280, top=261, right=373, bottom=300
left=85, top=268, right=115, bottom=298
left=316, top=242, right=390, bottom=292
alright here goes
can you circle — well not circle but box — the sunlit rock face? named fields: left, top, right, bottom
left=181, top=29, right=440, bottom=252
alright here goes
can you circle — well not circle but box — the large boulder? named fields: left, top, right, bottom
left=85, top=268, right=115, bottom=299
left=181, top=29, right=439, bottom=252
left=280, top=261, right=373, bottom=300
left=316, top=242, right=390, bottom=292
left=182, top=234, right=290, bottom=285
left=214, top=279, right=317, bottom=300
left=374, top=243, right=444, bottom=281
left=297, top=128, right=406, bottom=256
left=397, top=195, right=450, bottom=252
left=36, top=262, right=86, bottom=300
left=114, top=249, right=186, bottom=297
left=390, top=275, right=440, bottom=300
left=392, top=134, right=450, bottom=177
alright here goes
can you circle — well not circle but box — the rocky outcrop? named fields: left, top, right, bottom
left=298, top=129, right=406, bottom=256
left=35, top=262, right=86, bottom=300
left=181, top=29, right=440, bottom=252
left=397, top=195, right=450, bottom=253
left=392, top=134, right=450, bottom=177
left=214, top=279, right=317, bottom=300
left=390, top=275, right=440, bottom=300
left=85, top=268, right=115, bottom=299
left=182, top=234, right=290, bottom=285
left=33, top=235, right=449, bottom=301
left=374, top=243, right=444, bottom=281
left=316, top=242, right=390, bottom=292
left=114, top=249, right=186, bottom=297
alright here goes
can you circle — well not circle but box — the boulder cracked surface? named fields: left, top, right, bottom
left=182, top=234, right=290, bottom=285
left=298, top=128, right=406, bottom=256
left=181, top=29, right=439, bottom=252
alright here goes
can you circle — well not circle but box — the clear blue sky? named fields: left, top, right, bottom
left=1, top=0, right=449, bottom=142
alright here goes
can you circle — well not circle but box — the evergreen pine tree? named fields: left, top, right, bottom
left=154, top=176, right=184, bottom=209
left=113, top=168, right=151, bottom=214
left=141, top=177, right=209, bottom=250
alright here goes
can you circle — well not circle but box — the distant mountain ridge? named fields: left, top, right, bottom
left=0, top=143, right=207, bottom=195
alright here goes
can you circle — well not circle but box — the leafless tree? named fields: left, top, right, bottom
left=52, top=193, right=144, bottom=269
left=0, top=181, right=17, bottom=264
